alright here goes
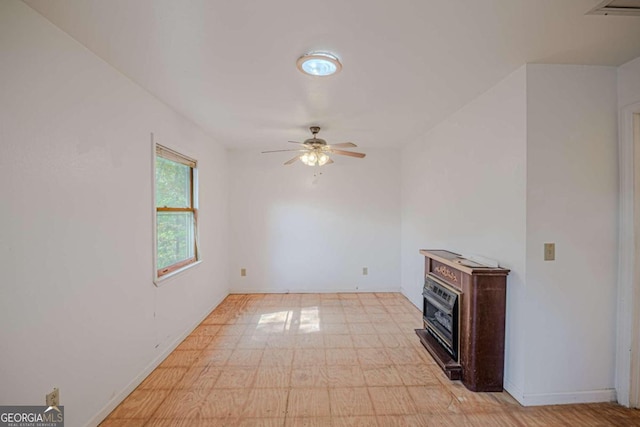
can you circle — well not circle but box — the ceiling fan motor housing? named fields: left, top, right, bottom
left=304, top=137, right=327, bottom=146
left=305, top=126, right=327, bottom=147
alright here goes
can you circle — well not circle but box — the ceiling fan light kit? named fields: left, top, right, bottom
left=301, top=151, right=330, bottom=166
left=296, top=52, right=342, bottom=77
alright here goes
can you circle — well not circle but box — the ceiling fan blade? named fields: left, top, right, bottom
left=261, top=149, right=308, bottom=154
left=284, top=155, right=300, bottom=165
left=329, top=149, right=366, bottom=158
left=329, top=142, right=357, bottom=148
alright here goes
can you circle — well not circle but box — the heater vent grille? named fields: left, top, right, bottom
left=587, top=0, right=640, bottom=16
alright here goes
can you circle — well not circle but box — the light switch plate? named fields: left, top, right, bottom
left=544, top=243, right=555, bottom=261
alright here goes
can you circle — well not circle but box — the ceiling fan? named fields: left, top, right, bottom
left=262, top=126, right=366, bottom=166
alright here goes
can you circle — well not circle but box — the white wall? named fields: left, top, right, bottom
left=618, top=56, right=640, bottom=109
left=400, top=63, right=619, bottom=406
left=0, top=2, right=228, bottom=426
left=525, top=64, right=618, bottom=402
left=228, top=148, right=401, bottom=293
left=400, top=66, right=528, bottom=397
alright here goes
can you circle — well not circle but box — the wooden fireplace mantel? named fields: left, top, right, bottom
left=417, top=249, right=510, bottom=392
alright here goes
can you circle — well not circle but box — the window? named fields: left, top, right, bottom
left=154, top=144, right=199, bottom=280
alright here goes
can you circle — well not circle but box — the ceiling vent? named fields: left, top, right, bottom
left=587, top=0, right=640, bottom=15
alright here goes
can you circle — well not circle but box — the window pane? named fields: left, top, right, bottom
left=157, top=211, right=195, bottom=270
left=156, top=156, right=191, bottom=208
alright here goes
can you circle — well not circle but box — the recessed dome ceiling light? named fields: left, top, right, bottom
left=296, top=52, right=342, bottom=77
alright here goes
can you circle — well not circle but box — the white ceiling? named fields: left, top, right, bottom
left=24, top=0, right=640, bottom=149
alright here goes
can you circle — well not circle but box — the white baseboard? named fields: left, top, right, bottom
left=230, top=286, right=401, bottom=294
left=504, top=378, right=616, bottom=406
left=86, top=291, right=228, bottom=427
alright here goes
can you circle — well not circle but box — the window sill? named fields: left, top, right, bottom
left=154, top=260, right=202, bottom=287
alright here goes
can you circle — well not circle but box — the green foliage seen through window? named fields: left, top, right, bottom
left=156, top=154, right=195, bottom=272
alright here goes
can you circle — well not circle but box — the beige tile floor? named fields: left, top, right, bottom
left=101, top=293, right=640, bottom=426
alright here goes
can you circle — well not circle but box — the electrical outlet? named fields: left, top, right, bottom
left=240, top=268, right=246, bottom=277
left=544, top=243, right=555, bottom=261
left=362, top=267, right=368, bottom=276
left=46, top=388, right=59, bottom=407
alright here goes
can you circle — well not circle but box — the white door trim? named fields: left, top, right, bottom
left=616, top=102, right=640, bottom=407
left=632, top=113, right=640, bottom=408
